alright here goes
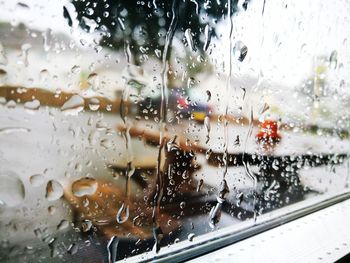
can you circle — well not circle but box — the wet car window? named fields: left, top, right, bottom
left=0, top=0, right=349, bottom=262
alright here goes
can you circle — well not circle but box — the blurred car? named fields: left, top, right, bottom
left=138, top=88, right=212, bottom=122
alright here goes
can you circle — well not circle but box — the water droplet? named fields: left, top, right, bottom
left=236, top=191, right=244, bottom=207
left=39, top=69, right=50, bottom=82
left=0, top=68, right=7, bottom=79
left=81, top=219, right=92, bottom=232
left=75, top=163, right=82, bottom=172
left=96, top=120, right=108, bottom=130
left=67, top=243, right=78, bottom=255
left=0, top=42, right=8, bottom=65
left=272, top=159, right=279, bottom=170
left=187, top=77, right=195, bottom=89
left=89, top=98, right=100, bottom=111
left=87, top=73, right=99, bottom=90
left=0, top=171, right=25, bottom=207
left=185, top=28, right=195, bottom=52
left=187, top=233, right=195, bottom=241
left=45, top=180, right=63, bottom=201
left=20, top=43, right=31, bottom=67
left=29, top=174, right=45, bottom=187
left=180, top=201, right=186, bottom=209
left=6, top=100, right=16, bottom=108
left=24, top=99, right=40, bottom=111
left=155, top=49, right=162, bottom=58
left=48, top=205, right=56, bottom=215
left=206, top=90, right=211, bottom=102
left=0, top=127, right=30, bottom=135
left=329, top=50, right=338, bottom=69
left=71, top=65, right=81, bottom=74
left=61, top=95, right=85, bottom=115
left=71, top=177, right=98, bottom=197
left=57, top=219, right=69, bottom=231
left=233, top=41, right=248, bottom=62
left=107, top=236, right=119, bottom=263
left=100, top=139, right=113, bottom=149
left=103, top=11, right=109, bottom=18
left=116, top=202, right=129, bottom=223
left=196, top=179, right=204, bottom=192
left=205, top=149, right=212, bottom=160
left=86, top=8, right=94, bottom=15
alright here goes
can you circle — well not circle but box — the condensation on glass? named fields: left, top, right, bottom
left=0, top=0, right=349, bottom=261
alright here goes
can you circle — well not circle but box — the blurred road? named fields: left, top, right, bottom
left=0, top=105, right=349, bottom=261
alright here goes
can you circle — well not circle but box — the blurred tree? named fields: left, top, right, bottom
left=69, top=0, right=245, bottom=64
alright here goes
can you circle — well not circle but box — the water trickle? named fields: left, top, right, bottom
left=190, top=0, right=199, bottom=14
left=204, top=116, right=210, bottom=144
left=117, top=17, right=126, bottom=31
left=218, top=179, right=230, bottom=199
left=152, top=226, right=164, bottom=253
left=63, top=3, right=78, bottom=28
left=209, top=201, right=223, bottom=228
left=185, top=28, right=195, bottom=52
left=210, top=0, right=234, bottom=228
left=107, top=236, right=119, bottom=263
left=42, top=29, right=52, bottom=52
left=45, top=180, right=64, bottom=201
left=196, top=179, right=204, bottom=192
left=71, top=177, right=98, bottom=197
left=61, top=95, right=85, bottom=115
left=116, top=202, right=129, bottom=224
left=152, top=1, right=178, bottom=254
left=204, top=25, right=211, bottom=51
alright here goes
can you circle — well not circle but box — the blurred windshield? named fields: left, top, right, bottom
left=0, top=0, right=349, bottom=262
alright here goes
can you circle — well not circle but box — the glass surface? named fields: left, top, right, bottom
left=0, top=0, right=349, bottom=262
